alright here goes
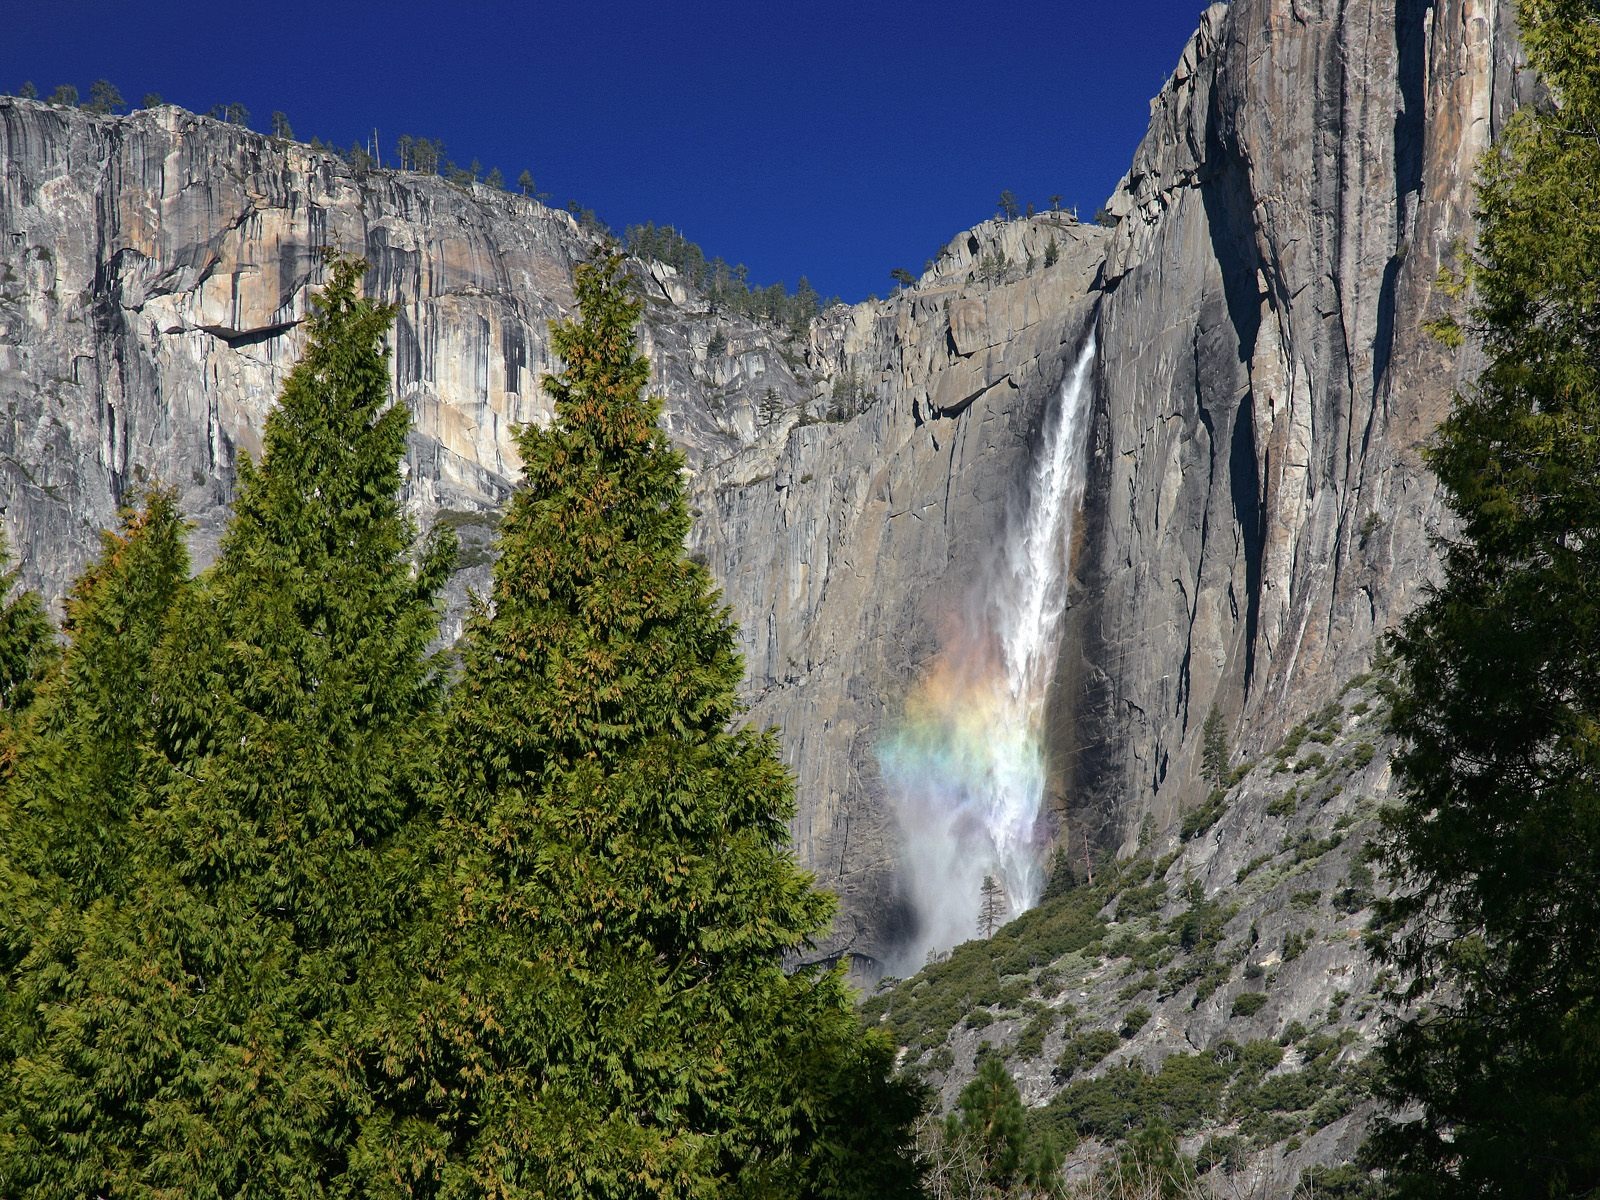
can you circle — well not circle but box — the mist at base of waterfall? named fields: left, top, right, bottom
left=878, top=337, right=1096, bottom=974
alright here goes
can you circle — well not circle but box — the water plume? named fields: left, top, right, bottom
left=878, top=335, right=1096, bottom=971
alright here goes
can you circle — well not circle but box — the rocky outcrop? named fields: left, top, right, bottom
left=0, top=0, right=1528, bottom=972
left=1053, top=0, right=1530, bottom=852
left=0, top=99, right=811, bottom=630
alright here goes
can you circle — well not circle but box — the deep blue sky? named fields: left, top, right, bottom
left=6, top=1, right=1211, bottom=302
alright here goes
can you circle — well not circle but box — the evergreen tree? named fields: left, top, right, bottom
left=354, top=252, right=921, bottom=1198
left=0, top=490, right=187, bottom=906
left=0, top=257, right=454, bottom=1197
left=0, top=491, right=189, bottom=1141
left=979, top=873, right=1006, bottom=937
left=84, top=78, right=124, bottom=114
left=1371, top=2, right=1600, bottom=1195
left=957, top=1056, right=1027, bottom=1188
left=0, top=536, right=54, bottom=737
left=1201, top=705, right=1228, bottom=785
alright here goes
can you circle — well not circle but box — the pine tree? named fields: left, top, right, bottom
left=957, top=1056, right=1028, bottom=1188
left=0, top=535, right=54, bottom=740
left=0, top=490, right=187, bottom=904
left=354, top=251, right=921, bottom=1198
left=1, top=257, right=454, bottom=1197
left=0, top=491, right=189, bottom=1144
left=84, top=79, right=124, bottom=114
left=979, top=873, right=1007, bottom=937
left=1371, top=2, right=1600, bottom=1194
left=1201, top=705, right=1228, bottom=785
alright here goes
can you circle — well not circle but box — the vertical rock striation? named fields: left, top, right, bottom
left=1054, top=0, right=1530, bottom=852
left=0, top=0, right=1529, bottom=969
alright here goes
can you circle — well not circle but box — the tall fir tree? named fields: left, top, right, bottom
left=1371, top=2, right=1600, bottom=1194
left=354, top=252, right=921, bottom=1199
left=0, top=534, right=56, bottom=767
left=0, top=258, right=454, bottom=1197
left=0, top=489, right=189, bottom=1148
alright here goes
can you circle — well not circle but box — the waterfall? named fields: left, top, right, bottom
left=878, top=334, right=1096, bottom=972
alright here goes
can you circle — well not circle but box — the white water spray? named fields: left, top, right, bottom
left=878, top=334, right=1097, bottom=971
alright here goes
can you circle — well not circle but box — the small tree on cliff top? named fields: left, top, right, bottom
left=355, top=252, right=922, bottom=1198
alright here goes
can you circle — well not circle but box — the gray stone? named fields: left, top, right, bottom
left=0, top=0, right=1530, bottom=975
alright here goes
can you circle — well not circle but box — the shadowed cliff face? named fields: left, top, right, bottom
left=1053, top=0, right=1531, bottom=857
left=0, top=0, right=1527, bottom=970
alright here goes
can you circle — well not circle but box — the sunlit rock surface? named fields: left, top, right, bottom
left=0, top=0, right=1529, bottom=973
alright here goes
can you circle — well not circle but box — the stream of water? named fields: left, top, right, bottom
left=878, top=335, right=1097, bottom=971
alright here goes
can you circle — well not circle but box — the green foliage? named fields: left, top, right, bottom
left=1231, top=991, right=1268, bottom=1018
left=0, top=492, right=190, bottom=1143
left=1048, top=1051, right=1234, bottom=1142
left=83, top=78, right=124, bottom=114
left=975, top=249, right=1011, bottom=285
left=1010, top=1007, right=1057, bottom=1060
left=1055, top=1029, right=1120, bottom=1081
left=960, top=1056, right=1028, bottom=1187
left=1267, top=788, right=1299, bottom=817
left=1044, top=235, right=1060, bottom=268
left=1202, top=705, right=1229, bottom=785
left=0, top=257, right=456, bottom=1196
left=0, top=536, right=55, bottom=736
left=624, top=222, right=830, bottom=334
left=1181, top=787, right=1229, bottom=841
left=1282, top=929, right=1311, bottom=962
left=862, top=870, right=1110, bottom=1055
left=1120, top=1005, right=1153, bottom=1038
left=208, top=100, right=250, bottom=125
left=353, top=252, right=920, bottom=1198
left=1295, top=1163, right=1384, bottom=1199
left=1370, top=6, right=1600, bottom=1194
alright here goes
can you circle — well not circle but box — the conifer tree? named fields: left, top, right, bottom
left=0, top=490, right=188, bottom=1142
left=0, top=536, right=54, bottom=743
left=1, top=257, right=454, bottom=1197
left=957, top=1056, right=1028, bottom=1188
left=0, top=489, right=187, bottom=905
left=355, top=252, right=921, bottom=1198
left=1371, top=2, right=1600, bottom=1194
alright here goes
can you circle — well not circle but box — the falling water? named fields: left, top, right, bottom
left=878, top=334, right=1097, bottom=971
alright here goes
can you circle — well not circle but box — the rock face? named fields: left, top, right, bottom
left=0, top=0, right=1527, bottom=972
left=1053, top=0, right=1530, bottom=852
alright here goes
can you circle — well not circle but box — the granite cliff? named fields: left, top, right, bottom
left=0, top=0, right=1527, bottom=978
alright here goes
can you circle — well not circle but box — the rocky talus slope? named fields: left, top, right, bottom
left=864, top=671, right=1399, bottom=1187
left=0, top=0, right=1527, bottom=979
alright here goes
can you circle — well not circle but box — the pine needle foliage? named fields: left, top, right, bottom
left=0, top=534, right=56, bottom=760
left=0, top=488, right=189, bottom=1168
left=1371, top=3, right=1600, bottom=1194
left=0, top=257, right=454, bottom=1198
left=355, top=252, right=921, bottom=1199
